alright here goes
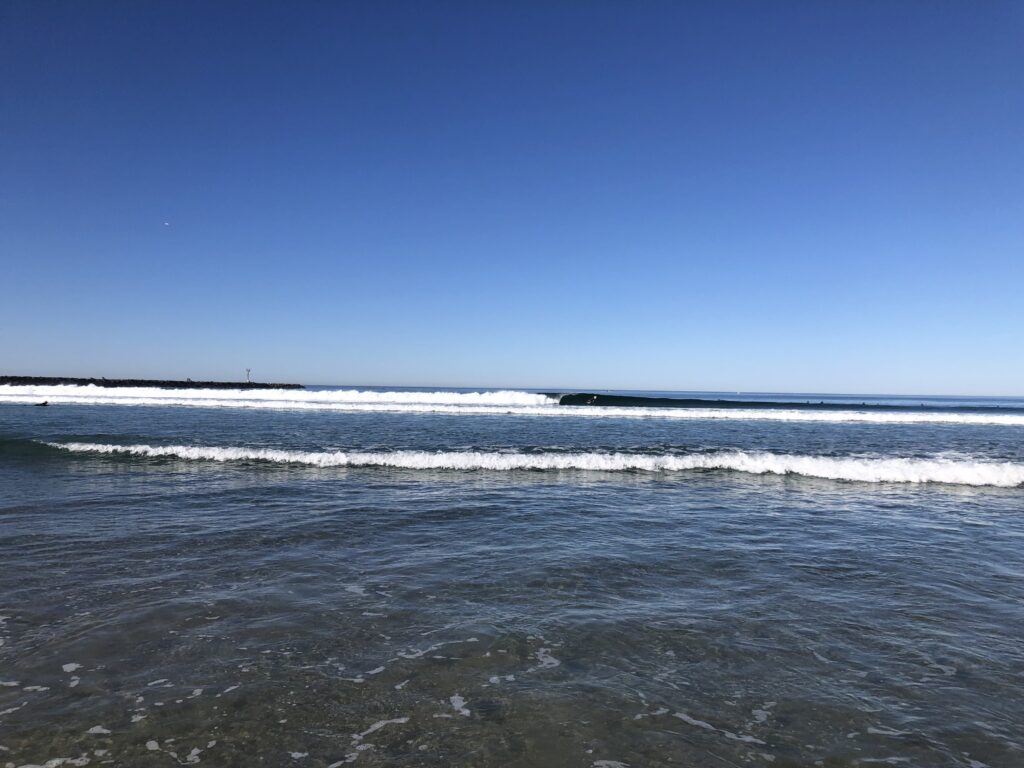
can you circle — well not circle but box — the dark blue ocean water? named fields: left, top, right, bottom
left=1, top=387, right=1023, bottom=767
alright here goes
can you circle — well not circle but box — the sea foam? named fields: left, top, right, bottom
left=0, top=384, right=552, bottom=407
left=45, top=442, right=1024, bottom=487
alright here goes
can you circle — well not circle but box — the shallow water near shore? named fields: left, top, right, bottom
left=2, top=389, right=1023, bottom=767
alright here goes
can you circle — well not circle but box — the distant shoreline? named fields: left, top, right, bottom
left=0, top=375, right=304, bottom=390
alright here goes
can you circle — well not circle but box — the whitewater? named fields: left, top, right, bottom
left=4, top=385, right=1024, bottom=426
left=45, top=442, right=1024, bottom=487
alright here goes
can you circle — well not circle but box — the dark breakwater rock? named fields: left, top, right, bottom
left=0, top=376, right=303, bottom=390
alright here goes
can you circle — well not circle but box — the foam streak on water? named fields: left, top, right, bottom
left=44, top=442, right=1024, bottom=487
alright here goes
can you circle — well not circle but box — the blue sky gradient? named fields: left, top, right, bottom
left=2, top=1, right=1022, bottom=393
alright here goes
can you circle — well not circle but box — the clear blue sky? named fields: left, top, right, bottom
left=2, top=1, right=1022, bottom=394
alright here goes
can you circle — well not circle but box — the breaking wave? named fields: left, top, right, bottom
left=45, top=442, right=1024, bottom=487
left=0, top=384, right=552, bottom=408
left=3, top=385, right=1024, bottom=426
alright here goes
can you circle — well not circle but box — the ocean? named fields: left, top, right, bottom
left=1, top=384, right=1022, bottom=767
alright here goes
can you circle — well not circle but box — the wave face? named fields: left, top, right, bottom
left=3, top=385, right=1024, bottom=426
left=45, top=442, right=1024, bottom=487
left=555, top=392, right=1024, bottom=414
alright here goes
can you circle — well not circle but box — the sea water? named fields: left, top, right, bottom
left=1, top=385, right=1022, bottom=766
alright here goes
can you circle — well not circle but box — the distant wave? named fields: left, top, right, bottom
left=0, top=385, right=554, bottom=408
left=4, top=385, right=1024, bottom=426
left=554, top=392, right=1024, bottom=414
left=45, top=442, right=1024, bottom=487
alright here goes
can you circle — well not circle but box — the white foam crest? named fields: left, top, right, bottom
left=45, top=443, right=1024, bottom=487
left=0, top=384, right=552, bottom=407
left=2, top=385, right=1023, bottom=425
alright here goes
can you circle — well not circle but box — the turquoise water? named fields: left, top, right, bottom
left=1, top=386, right=1023, bottom=767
